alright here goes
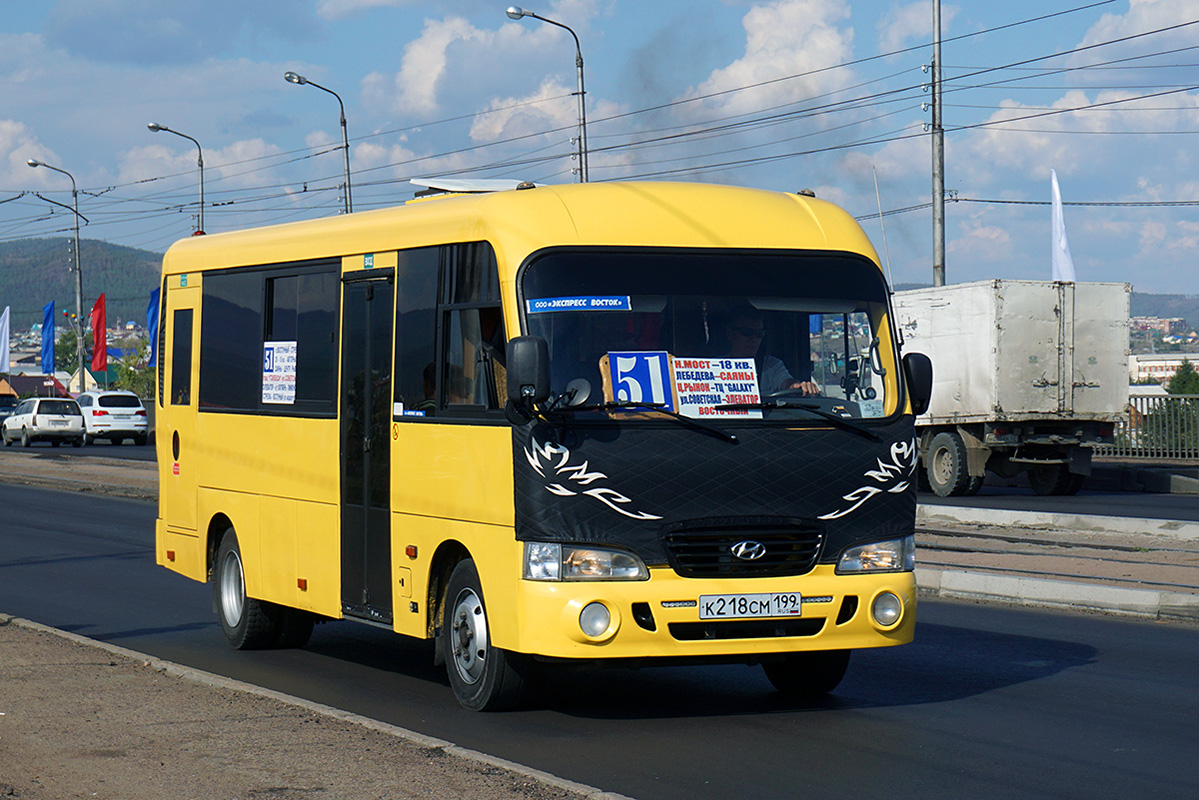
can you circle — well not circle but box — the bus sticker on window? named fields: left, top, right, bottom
left=606, top=351, right=674, bottom=410
left=527, top=296, right=631, bottom=314
left=262, top=341, right=297, bottom=404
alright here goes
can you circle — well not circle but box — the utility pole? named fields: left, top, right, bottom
left=931, top=0, right=946, bottom=286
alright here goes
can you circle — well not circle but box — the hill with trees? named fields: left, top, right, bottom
left=0, top=238, right=161, bottom=331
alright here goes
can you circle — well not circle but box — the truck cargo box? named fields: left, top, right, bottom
left=893, top=280, right=1129, bottom=425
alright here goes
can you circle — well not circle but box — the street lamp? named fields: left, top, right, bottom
left=27, top=158, right=86, bottom=393
left=147, top=122, right=206, bottom=235
left=284, top=71, right=353, bottom=213
left=506, top=6, right=589, bottom=182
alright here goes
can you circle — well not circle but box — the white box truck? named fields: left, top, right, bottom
left=892, top=280, right=1129, bottom=496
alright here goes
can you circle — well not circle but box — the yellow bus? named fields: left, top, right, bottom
left=155, top=180, right=932, bottom=710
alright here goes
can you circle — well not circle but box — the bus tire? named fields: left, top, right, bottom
left=927, top=431, right=970, bottom=497
left=442, top=559, right=527, bottom=711
left=213, top=529, right=278, bottom=650
left=273, top=608, right=315, bottom=649
left=762, top=649, right=851, bottom=696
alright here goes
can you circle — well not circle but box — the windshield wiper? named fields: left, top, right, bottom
left=713, top=399, right=879, bottom=441
left=566, top=401, right=738, bottom=444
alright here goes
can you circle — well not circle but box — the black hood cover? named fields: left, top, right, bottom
left=513, top=417, right=917, bottom=566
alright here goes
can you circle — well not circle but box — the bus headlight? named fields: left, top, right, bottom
left=523, top=542, right=649, bottom=581
left=837, top=535, right=915, bottom=573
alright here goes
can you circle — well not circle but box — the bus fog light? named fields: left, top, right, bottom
left=579, top=602, right=611, bottom=637
left=872, top=592, right=902, bottom=627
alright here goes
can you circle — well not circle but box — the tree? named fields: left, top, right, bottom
left=1166, top=359, right=1199, bottom=395
left=1140, top=359, right=1199, bottom=457
left=55, top=327, right=93, bottom=377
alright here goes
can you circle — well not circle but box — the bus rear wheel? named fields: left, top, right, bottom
left=441, top=559, right=527, bottom=711
left=213, top=529, right=313, bottom=649
left=762, top=650, right=851, bottom=696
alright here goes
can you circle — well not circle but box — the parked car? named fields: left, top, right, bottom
left=0, top=395, right=18, bottom=426
left=75, top=390, right=149, bottom=445
left=1, top=397, right=85, bottom=447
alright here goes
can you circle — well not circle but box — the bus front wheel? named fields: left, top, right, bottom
left=441, top=559, right=527, bottom=711
left=762, top=649, right=851, bottom=696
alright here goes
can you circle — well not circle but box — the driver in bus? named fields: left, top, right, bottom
left=723, top=306, right=819, bottom=396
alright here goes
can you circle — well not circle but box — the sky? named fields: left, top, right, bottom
left=2, top=0, right=1198, bottom=296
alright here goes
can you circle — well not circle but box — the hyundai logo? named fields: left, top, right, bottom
left=730, top=540, right=767, bottom=561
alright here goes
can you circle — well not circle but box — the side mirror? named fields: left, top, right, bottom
left=506, top=336, right=551, bottom=407
left=902, top=352, right=933, bottom=416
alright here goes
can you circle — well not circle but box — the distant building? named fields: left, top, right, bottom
left=1131, top=316, right=1189, bottom=335
left=1129, top=353, right=1196, bottom=383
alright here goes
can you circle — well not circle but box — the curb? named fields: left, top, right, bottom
left=917, top=504, right=1199, bottom=540
left=4, top=615, right=635, bottom=800
left=916, top=567, right=1199, bottom=622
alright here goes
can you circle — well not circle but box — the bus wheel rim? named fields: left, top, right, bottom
left=220, top=551, right=245, bottom=627
left=450, top=587, right=488, bottom=685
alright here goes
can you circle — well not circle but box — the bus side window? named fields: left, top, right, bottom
left=171, top=309, right=193, bottom=406
left=394, top=247, right=439, bottom=416
left=440, top=243, right=504, bottom=413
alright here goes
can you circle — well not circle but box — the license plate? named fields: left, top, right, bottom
left=698, top=592, right=802, bottom=619
left=50, top=419, right=67, bottom=426
left=113, top=414, right=131, bottom=420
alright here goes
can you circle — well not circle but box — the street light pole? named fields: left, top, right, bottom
left=147, top=123, right=205, bottom=234
left=284, top=71, right=353, bottom=213
left=27, top=159, right=86, bottom=393
left=506, top=6, right=589, bottom=182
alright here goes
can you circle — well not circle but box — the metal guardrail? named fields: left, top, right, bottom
left=1099, top=393, right=1199, bottom=459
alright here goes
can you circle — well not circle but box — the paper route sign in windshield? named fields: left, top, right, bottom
left=605, top=352, right=763, bottom=419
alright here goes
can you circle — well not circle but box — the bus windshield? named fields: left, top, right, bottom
left=521, top=248, right=898, bottom=421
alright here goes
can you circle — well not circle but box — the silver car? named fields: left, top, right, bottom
left=76, top=390, right=149, bottom=445
left=1, top=397, right=85, bottom=447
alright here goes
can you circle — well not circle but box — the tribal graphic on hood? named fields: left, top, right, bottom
left=523, top=436, right=662, bottom=521
left=512, top=418, right=918, bottom=564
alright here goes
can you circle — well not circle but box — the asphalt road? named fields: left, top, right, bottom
left=2, top=483, right=1197, bottom=800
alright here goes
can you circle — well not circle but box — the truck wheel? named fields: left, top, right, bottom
left=927, top=431, right=972, bottom=497
left=762, top=650, right=851, bottom=696
left=441, top=559, right=528, bottom=711
left=1028, top=465, right=1085, bottom=496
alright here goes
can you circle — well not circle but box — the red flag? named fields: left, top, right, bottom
left=90, top=293, right=107, bottom=373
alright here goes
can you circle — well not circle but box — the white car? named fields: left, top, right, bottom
left=76, top=390, right=150, bottom=445
left=1, top=397, right=85, bottom=447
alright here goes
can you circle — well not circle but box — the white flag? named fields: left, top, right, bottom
left=0, top=306, right=10, bottom=374
left=1050, top=169, right=1076, bottom=282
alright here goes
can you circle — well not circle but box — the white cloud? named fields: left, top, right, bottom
left=317, top=0, right=411, bottom=21
left=686, top=0, right=855, bottom=118
left=0, top=119, right=59, bottom=188
left=877, top=2, right=959, bottom=53
left=947, top=222, right=1013, bottom=263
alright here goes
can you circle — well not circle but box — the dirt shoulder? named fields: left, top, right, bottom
left=0, top=615, right=609, bottom=800
left=0, top=449, right=156, bottom=500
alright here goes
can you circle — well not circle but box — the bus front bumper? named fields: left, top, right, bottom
left=509, top=565, right=915, bottom=661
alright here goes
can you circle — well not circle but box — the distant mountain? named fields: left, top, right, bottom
left=1130, top=293, right=1199, bottom=327
left=0, top=238, right=162, bottom=330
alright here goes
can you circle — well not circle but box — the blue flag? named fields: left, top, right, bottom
left=147, top=287, right=160, bottom=368
left=41, top=301, right=55, bottom=374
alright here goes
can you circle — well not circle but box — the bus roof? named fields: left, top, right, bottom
left=161, top=181, right=880, bottom=277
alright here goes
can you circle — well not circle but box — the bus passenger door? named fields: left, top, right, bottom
left=162, top=276, right=200, bottom=532
left=340, top=273, right=394, bottom=624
